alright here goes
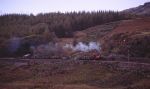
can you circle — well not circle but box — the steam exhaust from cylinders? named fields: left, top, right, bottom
left=64, top=42, right=101, bottom=52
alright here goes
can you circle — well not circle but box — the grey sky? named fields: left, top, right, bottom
left=0, top=0, right=149, bottom=15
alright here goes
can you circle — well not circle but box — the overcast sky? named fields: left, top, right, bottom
left=0, top=0, right=149, bottom=15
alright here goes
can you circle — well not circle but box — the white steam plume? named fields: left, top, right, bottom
left=64, top=42, right=100, bottom=52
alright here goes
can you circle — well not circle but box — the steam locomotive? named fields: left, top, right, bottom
left=71, top=50, right=102, bottom=60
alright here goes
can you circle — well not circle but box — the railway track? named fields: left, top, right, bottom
left=0, top=58, right=150, bottom=71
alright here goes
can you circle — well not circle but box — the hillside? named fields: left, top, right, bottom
left=78, top=17, right=150, bottom=58
left=0, top=59, right=150, bottom=89
left=0, top=11, right=132, bottom=57
left=124, top=2, right=150, bottom=16
left=101, top=17, right=150, bottom=58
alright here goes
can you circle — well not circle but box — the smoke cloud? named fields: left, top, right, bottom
left=31, top=42, right=64, bottom=58
left=64, top=42, right=100, bottom=52
left=8, top=37, right=21, bottom=53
